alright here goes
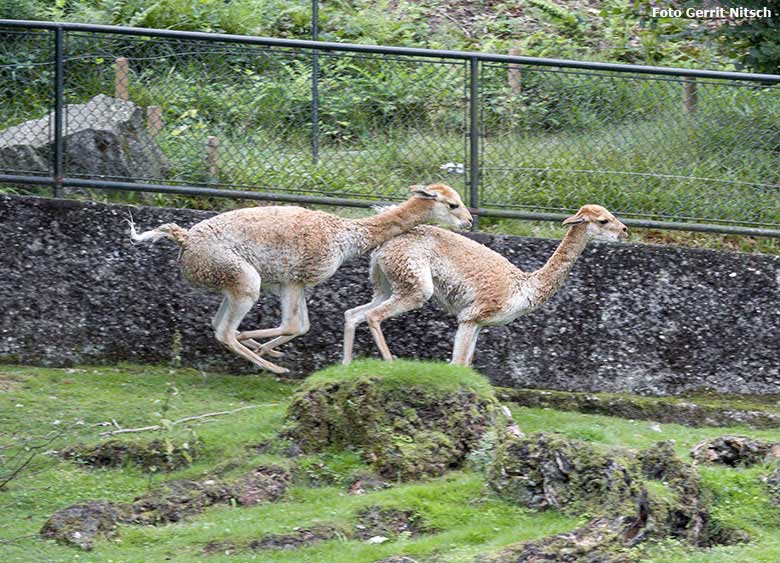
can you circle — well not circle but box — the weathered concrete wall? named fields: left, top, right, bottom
left=1, top=195, right=778, bottom=395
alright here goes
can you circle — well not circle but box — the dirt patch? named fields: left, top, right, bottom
left=248, top=524, right=343, bottom=551
left=354, top=506, right=429, bottom=540
left=285, top=373, right=497, bottom=481
left=229, top=465, right=291, bottom=506
left=41, top=465, right=291, bottom=550
left=497, top=387, right=780, bottom=429
left=128, top=478, right=233, bottom=525
left=0, top=372, right=22, bottom=392
left=61, top=439, right=198, bottom=472
left=201, top=505, right=432, bottom=556
left=39, top=500, right=130, bottom=551
left=691, top=435, right=780, bottom=466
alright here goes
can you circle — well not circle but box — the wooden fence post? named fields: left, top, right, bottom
left=146, top=106, right=162, bottom=136
left=206, top=136, right=220, bottom=180
left=683, top=77, right=698, bottom=114
left=115, top=57, right=129, bottom=101
left=508, top=47, right=522, bottom=94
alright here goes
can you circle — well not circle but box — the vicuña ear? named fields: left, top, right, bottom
left=562, top=214, right=585, bottom=225
left=410, top=185, right=438, bottom=200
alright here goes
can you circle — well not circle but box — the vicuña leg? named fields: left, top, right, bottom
left=213, top=295, right=281, bottom=356
left=365, top=295, right=427, bottom=361
left=258, top=286, right=310, bottom=356
left=237, top=284, right=304, bottom=343
left=451, top=322, right=481, bottom=366
left=214, top=270, right=288, bottom=374
left=342, top=293, right=390, bottom=364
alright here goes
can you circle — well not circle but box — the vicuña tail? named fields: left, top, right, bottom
left=126, top=213, right=188, bottom=246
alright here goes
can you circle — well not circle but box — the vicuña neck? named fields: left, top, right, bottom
left=351, top=198, right=433, bottom=254
left=527, top=225, right=590, bottom=308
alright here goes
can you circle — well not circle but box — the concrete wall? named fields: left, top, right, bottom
left=1, top=195, right=778, bottom=395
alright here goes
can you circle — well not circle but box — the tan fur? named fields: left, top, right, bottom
left=343, top=204, right=627, bottom=366
left=128, top=184, right=472, bottom=373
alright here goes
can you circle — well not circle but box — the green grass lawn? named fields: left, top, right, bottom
left=1, top=362, right=779, bottom=562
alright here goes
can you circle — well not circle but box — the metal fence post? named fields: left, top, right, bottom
left=311, top=0, right=320, bottom=164
left=53, top=26, right=65, bottom=199
left=469, top=57, right=480, bottom=230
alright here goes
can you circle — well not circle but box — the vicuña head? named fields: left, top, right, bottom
left=409, top=183, right=472, bottom=229
left=562, top=204, right=628, bottom=242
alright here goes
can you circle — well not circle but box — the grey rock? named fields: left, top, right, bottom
left=0, top=94, right=168, bottom=179
left=1, top=194, right=779, bottom=396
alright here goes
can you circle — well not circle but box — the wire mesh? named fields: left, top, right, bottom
left=0, top=28, right=54, bottom=179
left=53, top=31, right=469, bottom=202
left=480, top=63, right=780, bottom=228
left=0, top=22, right=778, bottom=233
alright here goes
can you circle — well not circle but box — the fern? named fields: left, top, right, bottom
left=527, top=0, right=582, bottom=31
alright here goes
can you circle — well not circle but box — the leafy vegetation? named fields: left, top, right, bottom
left=1, top=0, right=779, bottom=251
left=0, top=362, right=778, bottom=562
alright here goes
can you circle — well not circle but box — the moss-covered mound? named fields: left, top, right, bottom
left=487, top=433, right=746, bottom=560
left=284, top=360, right=497, bottom=481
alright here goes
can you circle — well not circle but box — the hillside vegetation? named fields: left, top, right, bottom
left=0, top=362, right=779, bottom=561
left=1, top=1, right=779, bottom=252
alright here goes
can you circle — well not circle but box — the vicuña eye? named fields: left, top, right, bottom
left=599, top=219, right=609, bottom=224
left=449, top=203, right=459, bottom=209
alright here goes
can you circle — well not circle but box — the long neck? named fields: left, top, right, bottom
left=526, top=225, right=590, bottom=308
left=350, top=198, right=434, bottom=254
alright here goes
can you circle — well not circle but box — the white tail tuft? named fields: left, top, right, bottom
left=126, top=212, right=184, bottom=244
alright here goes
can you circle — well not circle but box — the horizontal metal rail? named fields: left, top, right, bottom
left=2, top=19, right=780, bottom=83
left=3, top=174, right=779, bottom=238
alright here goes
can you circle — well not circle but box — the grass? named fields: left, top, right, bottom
left=305, top=359, right=496, bottom=400
left=0, top=362, right=779, bottom=562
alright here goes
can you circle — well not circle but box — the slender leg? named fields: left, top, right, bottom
left=259, top=290, right=310, bottom=355
left=211, top=297, right=228, bottom=330
left=237, top=285, right=303, bottom=343
left=214, top=272, right=288, bottom=374
left=342, top=294, right=389, bottom=364
left=451, top=322, right=481, bottom=366
left=213, top=295, right=282, bottom=357
left=365, top=296, right=426, bottom=361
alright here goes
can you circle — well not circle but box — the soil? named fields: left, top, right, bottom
left=40, top=465, right=291, bottom=549
left=61, top=439, right=198, bottom=472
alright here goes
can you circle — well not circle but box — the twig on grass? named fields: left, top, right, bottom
left=97, top=404, right=278, bottom=436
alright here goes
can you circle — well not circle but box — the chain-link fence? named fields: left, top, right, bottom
left=1, top=21, right=779, bottom=236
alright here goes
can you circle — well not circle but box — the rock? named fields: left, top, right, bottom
left=284, top=361, right=497, bottom=481
left=475, top=515, right=638, bottom=563
left=41, top=465, right=291, bottom=549
left=488, top=433, right=642, bottom=515
left=39, top=500, right=130, bottom=550
left=372, top=558, right=419, bottom=563
left=61, top=438, right=197, bottom=472
left=690, top=435, right=780, bottom=466
left=0, top=94, right=168, bottom=179
left=486, top=433, right=747, bottom=561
